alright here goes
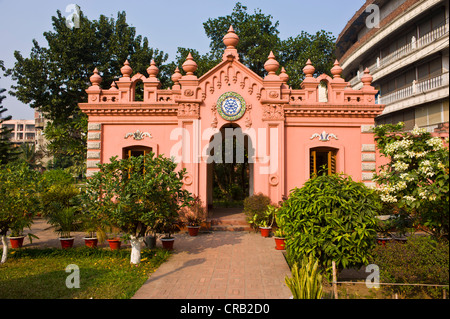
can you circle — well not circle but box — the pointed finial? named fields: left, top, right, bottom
left=121, top=60, right=132, bottom=77
left=223, top=25, right=239, bottom=49
left=264, top=51, right=279, bottom=75
left=147, top=59, right=159, bottom=78
left=303, top=59, right=315, bottom=77
left=279, top=67, right=289, bottom=83
left=182, top=52, right=198, bottom=75
left=331, top=60, right=343, bottom=79
left=109, top=81, right=117, bottom=90
left=90, top=68, right=102, bottom=86
left=361, top=67, right=373, bottom=87
left=171, top=66, right=182, bottom=84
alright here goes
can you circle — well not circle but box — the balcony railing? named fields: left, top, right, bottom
left=378, top=72, right=449, bottom=105
left=350, top=19, right=449, bottom=84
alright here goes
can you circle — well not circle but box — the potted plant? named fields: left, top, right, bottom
left=143, top=227, right=157, bottom=249
left=81, top=215, right=106, bottom=248
left=156, top=214, right=180, bottom=250
left=8, top=221, right=38, bottom=249
left=250, top=204, right=276, bottom=237
left=179, top=196, right=207, bottom=236
left=274, top=212, right=286, bottom=250
left=41, top=183, right=82, bottom=249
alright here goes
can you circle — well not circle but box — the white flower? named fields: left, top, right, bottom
left=395, top=181, right=407, bottom=190
left=403, top=195, right=416, bottom=202
left=411, top=126, right=427, bottom=135
left=393, top=161, right=409, bottom=171
left=381, top=194, right=398, bottom=203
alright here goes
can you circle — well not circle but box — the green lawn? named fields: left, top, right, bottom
left=0, top=247, right=171, bottom=299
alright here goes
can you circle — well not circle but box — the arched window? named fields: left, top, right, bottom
left=318, top=80, right=328, bottom=102
left=310, top=147, right=337, bottom=178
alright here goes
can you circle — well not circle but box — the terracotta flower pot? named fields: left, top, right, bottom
left=161, top=237, right=175, bottom=250
left=274, top=237, right=286, bottom=250
left=259, top=227, right=272, bottom=237
left=107, top=239, right=121, bottom=250
left=9, top=236, right=25, bottom=249
left=84, top=237, right=98, bottom=248
left=59, top=237, right=74, bottom=249
left=187, top=226, right=200, bottom=236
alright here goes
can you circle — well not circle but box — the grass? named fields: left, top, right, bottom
left=0, top=247, right=171, bottom=299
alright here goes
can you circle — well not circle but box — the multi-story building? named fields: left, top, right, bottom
left=1, top=119, right=36, bottom=146
left=335, top=0, right=449, bottom=134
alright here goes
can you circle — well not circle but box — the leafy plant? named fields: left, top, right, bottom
left=179, top=196, right=207, bottom=227
left=0, top=162, right=40, bottom=263
left=278, top=173, right=382, bottom=278
left=372, top=236, right=449, bottom=299
left=243, top=193, right=271, bottom=229
left=285, top=255, right=323, bottom=299
left=82, top=153, right=192, bottom=264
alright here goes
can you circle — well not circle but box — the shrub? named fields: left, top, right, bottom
left=243, top=193, right=271, bottom=229
left=372, top=236, right=449, bottom=299
left=278, top=173, right=382, bottom=278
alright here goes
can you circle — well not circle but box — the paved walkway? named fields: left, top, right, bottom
left=2, top=217, right=292, bottom=299
left=133, top=231, right=292, bottom=299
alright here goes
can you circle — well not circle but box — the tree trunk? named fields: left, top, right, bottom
left=130, top=235, right=144, bottom=265
left=1, top=235, right=8, bottom=264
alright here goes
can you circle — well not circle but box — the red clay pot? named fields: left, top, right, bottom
left=274, top=237, right=286, bottom=250
left=107, top=239, right=121, bottom=250
left=59, top=237, right=74, bottom=249
left=9, top=236, right=25, bottom=249
left=84, top=237, right=98, bottom=248
left=259, top=227, right=272, bottom=237
left=161, top=237, right=175, bottom=250
left=187, top=226, right=200, bottom=236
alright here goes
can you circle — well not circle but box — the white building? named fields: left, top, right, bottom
left=335, top=0, right=449, bottom=133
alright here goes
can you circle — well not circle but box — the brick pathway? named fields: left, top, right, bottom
left=132, top=231, right=292, bottom=299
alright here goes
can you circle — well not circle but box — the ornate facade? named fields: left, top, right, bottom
left=79, top=26, right=385, bottom=209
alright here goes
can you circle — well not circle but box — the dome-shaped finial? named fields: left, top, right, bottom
left=182, top=52, right=198, bottom=75
left=303, top=59, right=315, bottom=77
left=147, top=60, right=159, bottom=78
left=121, top=60, right=132, bottom=78
left=264, top=51, right=279, bottom=75
left=361, top=68, right=373, bottom=87
left=171, top=66, right=182, bottom=84
left=279, top=67, right=289, bottom=83
left=90, top=68, right=102, bottom=87
left=331, top=60, right=343, bottom=79
left=223, top=25, right=239, bottom=49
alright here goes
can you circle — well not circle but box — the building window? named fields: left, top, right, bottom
left=310, top=148, right=337, bottom=178
left=123, top=146, right=152, bottom=159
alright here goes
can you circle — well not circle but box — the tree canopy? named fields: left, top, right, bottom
left=6, top=4, right=336, bottom=174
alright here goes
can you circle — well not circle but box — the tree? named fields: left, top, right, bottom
left=6, top=10, right=169, bottom=175
left=373, top=123, right=449, bottom=239
left=82, top=153, right=192, bottom=264
left=0, top=60, right=18, bottom=165
left=0, top=162, right=40, bottom=263
left=278, top=30, right=336, bottom=89
left=203, top=2, right=280, bottom=77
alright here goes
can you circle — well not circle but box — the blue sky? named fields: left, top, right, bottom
left=0, top=0, right=364, bottom=119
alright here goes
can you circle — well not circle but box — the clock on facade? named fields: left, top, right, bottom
left=216, top=92, right=246, bottom=121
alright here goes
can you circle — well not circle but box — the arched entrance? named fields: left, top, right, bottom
left=206, top=123, right=254, bottom=211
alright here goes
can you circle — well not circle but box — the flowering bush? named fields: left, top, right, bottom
left=373, top=123, right=449, bottom=239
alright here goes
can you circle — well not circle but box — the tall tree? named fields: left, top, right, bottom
left=0, top=60, right=18, bottom=164
left=6, top=10, right=169, bottom=176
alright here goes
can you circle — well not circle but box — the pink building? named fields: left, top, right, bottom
left=79, top=27, right=385, bottom=210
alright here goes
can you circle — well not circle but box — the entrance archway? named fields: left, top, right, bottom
left=206, top=124, right=254, bottom=211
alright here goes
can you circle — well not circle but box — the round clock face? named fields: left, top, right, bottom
left=216, top=92, right=246, bottom=121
